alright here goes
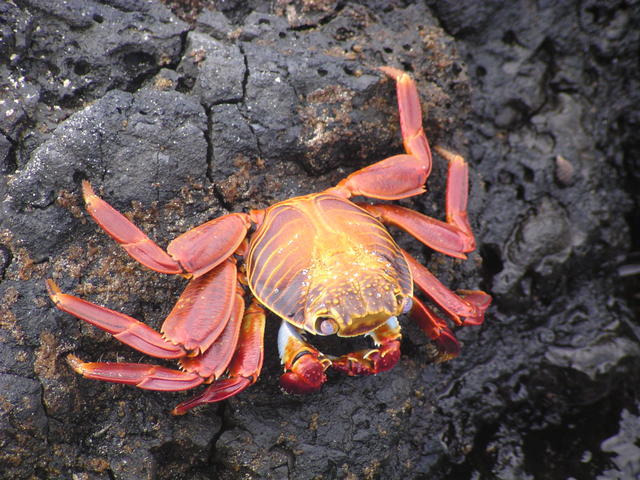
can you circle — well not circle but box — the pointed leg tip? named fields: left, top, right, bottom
left=81, top=179, right=93, bottom=194
left=379, top=65, right=401, bottom=78
left=433, top=328, right=461, bottom=362
left=66, top=354, right=86, bottom=374
left=81, top=179, right=98, bottom=205
left=171, top=376, right=252, bottom=414
left=458, top=290, right=492, bottom=325
left=45, top=279, right=61, bottom=300
left=434, top=146, right=466, bottom=166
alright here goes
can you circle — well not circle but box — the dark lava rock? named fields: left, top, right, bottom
left=1, top=0, right=639, bottom=479
left=2, top=87, right=208, bottom=261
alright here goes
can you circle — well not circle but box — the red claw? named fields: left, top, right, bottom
left=331, top=340, right=401, bottom=376
left=278, top=321, right=330, bottom=394
left=280, top=353, right=327, bottom=394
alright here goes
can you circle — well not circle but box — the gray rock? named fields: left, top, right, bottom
left=3, top=87, right=207, bottom=259
left=14, top=0, right=188, bottom=101
left=179, top=32, right=245, bottom=107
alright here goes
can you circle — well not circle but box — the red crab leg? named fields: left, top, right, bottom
left=178, top=285, right=245, bottom=379
left=66, top=354, right=204, bottom=391
left=331, top=67, right=431, bottom=200
left=171, top=299, right=266, bottom=415
left=359, top=203, right=474, bottom=259
left=64, top=284, right=247, bottom=395
left=410, top=296, right=460, bottom=361
left=46, top=259, right=239, bottom=357
left=403, top=250, right=491, bottom=325
left=166, top=213, right=252, bottom=279
left=82, top=180, right=251, bottom=278
left=161, top=259, right=238, bottom=354
left=435, top=146, right=475, bottom=241
left=457, top=290, right=493, bottom=326
left=404, top=250, right=479, bottom=323
left=46, top=279, right=186, bottom=359
left=356, top=143, right=476, bottom=257
left=278, top=321, right=331, bottom=394
left=331, top=316, right=402, bottom=376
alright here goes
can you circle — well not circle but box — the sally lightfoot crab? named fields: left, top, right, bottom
left=47, top=67, right=491, bottom=415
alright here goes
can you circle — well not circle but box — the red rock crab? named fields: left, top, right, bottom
left=47, top=67, right=491, bottom=415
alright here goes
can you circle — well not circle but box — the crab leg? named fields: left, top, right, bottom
left=46, top=258, right=239, bottom=357
left=46, top=279, right=186, bottom=359
left=278, top=321, right=331, bottom=394
left=179, top=285, right=245, bottom=379
left=171, top=299, right=266, bottom=415
left=64, top=285, right=246, bottom=394
left=166, top=213, right=251, bottom=279
left=403, top=250, right=491, bottom=325
left=331, top=67, right=431, bottom=200
left=331, top=316, right=402, bottom=376
left=435, top=146, right=475, bottom=240
left=409, top=296, right=460, bottom=361
left=359, top=204, right=473, bottom=259
left=356, top=148, right=475, bottom=259
left=456, top=290, right=493, bottom=326
left=82, top=180, right=251, bottom=277
left=161, top=259, right=238, bottom=354
left=66, top=355, right=204, bottom=391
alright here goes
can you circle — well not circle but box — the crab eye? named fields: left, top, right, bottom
left=401, top=297, right=413, bottom=314
left=315, top=317, right=339, bottom=335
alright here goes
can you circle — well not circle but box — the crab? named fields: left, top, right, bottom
left=46, top=67, right=491, bottom=415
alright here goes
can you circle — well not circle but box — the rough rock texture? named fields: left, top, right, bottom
left=1, top=0, right=639, bottom=479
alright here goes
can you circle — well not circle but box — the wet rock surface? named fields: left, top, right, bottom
left=1, top=0, right=639, bottom=478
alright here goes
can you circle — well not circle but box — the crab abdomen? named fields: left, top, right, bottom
left=246, top=193, right=412, bottom=336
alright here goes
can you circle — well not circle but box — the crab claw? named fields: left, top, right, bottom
left=331, top=340, right=401, bottom=376
left=280, top=352, right=327, bottom=394
left=278, top=321, right=330, bottom=394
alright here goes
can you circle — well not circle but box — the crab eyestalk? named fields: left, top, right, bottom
left=316, top=317, right=339, bottom=335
